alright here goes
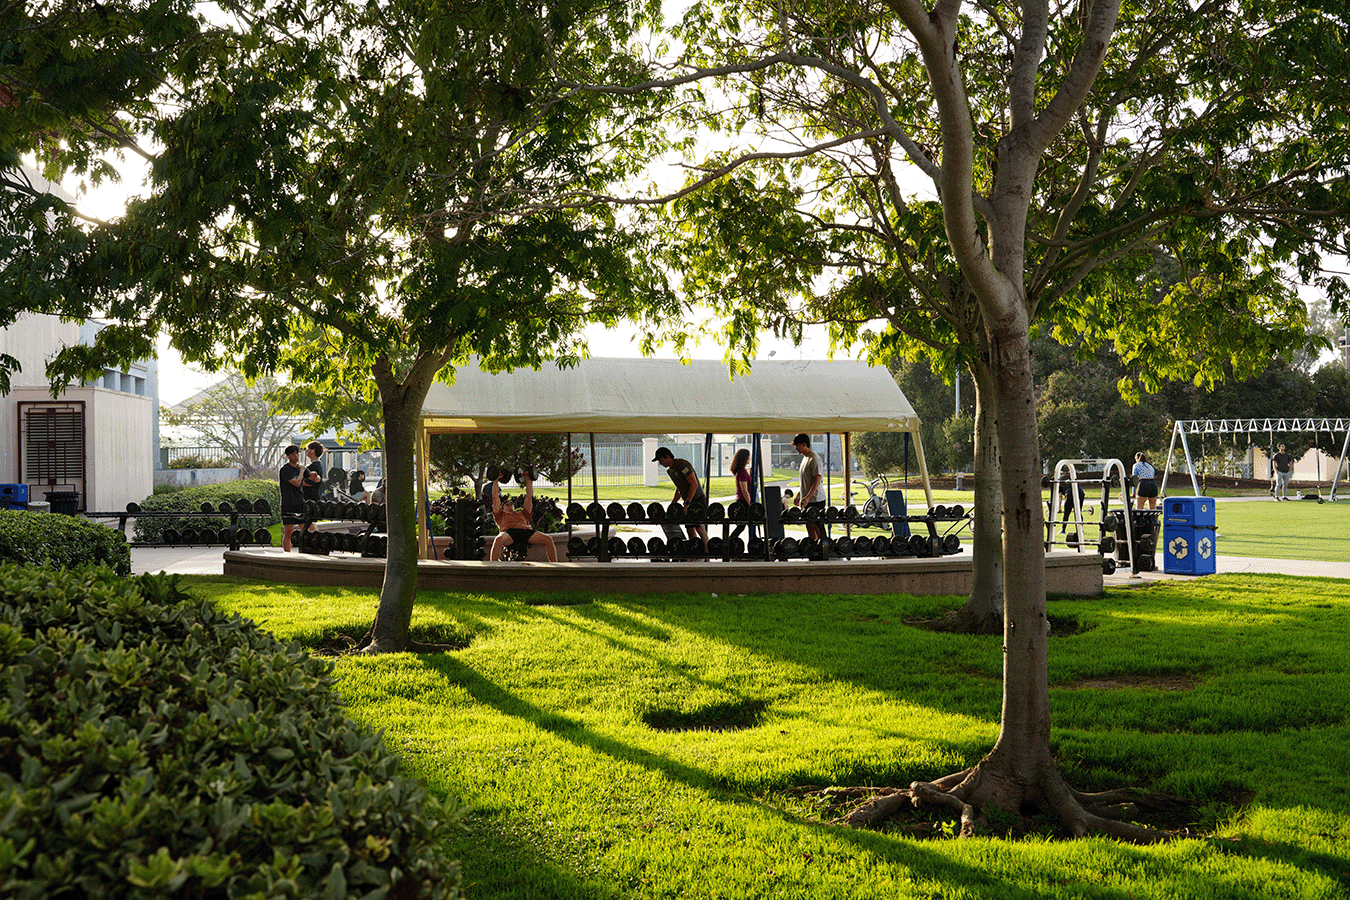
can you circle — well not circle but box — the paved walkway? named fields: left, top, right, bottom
left=134, top=545, right=1350, bottom=583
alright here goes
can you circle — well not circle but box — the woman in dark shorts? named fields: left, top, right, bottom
left=1132, top=451, right=1159, bottom=509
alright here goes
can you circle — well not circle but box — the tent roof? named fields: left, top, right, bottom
left=420, top=358, right=918, bottom=434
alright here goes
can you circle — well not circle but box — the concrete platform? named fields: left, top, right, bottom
left=219, top=548, right=1105, bottom=597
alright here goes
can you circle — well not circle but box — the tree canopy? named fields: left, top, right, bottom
left=2, top=0, right=678, bottom=651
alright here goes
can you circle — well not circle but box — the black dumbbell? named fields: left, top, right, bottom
left=627, top=536, right=647, bottom=556
left=646, top=502, right=666, bottom=522
left=607, top=502, right=626, bottom=521
left=627, top=501, right=646, bottom=522
left=608, top=537, right=627, bottom=557
left=704, top=502, right=725, bottom=522
left=854, top=535, right=874, bottom=555
left=567, top=537, right=587, bottom=557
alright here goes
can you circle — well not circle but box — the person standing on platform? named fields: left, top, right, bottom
left=728, top=448, right=753, bottom=542
left=279, top=445, right=306, bottom=552
left=793, top=433, right=827, bottom=541
left=303, top=441, right=326, bottom=502
left=653, top=446, right=709, bottom=551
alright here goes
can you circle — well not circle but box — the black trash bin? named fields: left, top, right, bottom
left=44, top=491, right=79, bottom=515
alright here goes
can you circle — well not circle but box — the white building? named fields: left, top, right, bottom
left=1, top=164, right=157, bottom=513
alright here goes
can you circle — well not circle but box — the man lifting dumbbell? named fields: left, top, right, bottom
left=489, top=468, right=557, bottom=562
left=653, top=446, right=709, bottom=552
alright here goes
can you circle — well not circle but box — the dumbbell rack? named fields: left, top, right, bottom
left=1044, top=458, right=1161, bottom=575
left=563, top=499, right=968, bottom=563
left=85, top=499, right=277, bottom=550
left=294, top=499, right=388, bottom=558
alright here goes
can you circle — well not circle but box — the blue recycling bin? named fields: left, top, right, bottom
left=1163, top=497, right=1216, bottom=575
left=0, top=484, right=27, bottom=510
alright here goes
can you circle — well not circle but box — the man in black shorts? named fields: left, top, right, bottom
left=279, top=444, right=306, bottom=551
left=489, top=473, right=557, bottom=561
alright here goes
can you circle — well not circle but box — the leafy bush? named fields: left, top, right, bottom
left=132, top=478, right=281, bottom=543
left=0, top=511, right=130, bottom=575
left=0, top=566, right=461, bottom=899
left=167, top=454, right=235, bottom=469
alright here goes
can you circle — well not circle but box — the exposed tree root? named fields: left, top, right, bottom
left=912, top=607, right=1003, bottom=635
left=804, top=760, right=1193, bottom=842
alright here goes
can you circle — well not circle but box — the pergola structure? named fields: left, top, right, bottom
left=1163, top=418, right=1350, bottom=500
left=415, top=358, right=934, bottom=556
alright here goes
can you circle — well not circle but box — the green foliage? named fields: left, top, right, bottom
left=429, top=433, right=585, bottom=494
left=0, top=565, right=460, bottom=899
left=191, top=574, right=1350, bottom=899
left=165, top=453, right=233, bottom=470
left=131, top=478, right=280, bottom=543
left=0, top=511, right=130, bottom=576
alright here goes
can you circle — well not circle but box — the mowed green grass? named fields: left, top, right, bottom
left=189, top=573, right=1350, bottom=899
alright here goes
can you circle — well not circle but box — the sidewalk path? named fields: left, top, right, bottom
left=134, top=546, right=1350, bottom=582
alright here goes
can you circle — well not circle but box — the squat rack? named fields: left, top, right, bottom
left=1162, top=418, right=1350, bottom=501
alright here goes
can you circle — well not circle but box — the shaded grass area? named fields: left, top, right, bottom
left=186, top=573, right=1350, bottom=899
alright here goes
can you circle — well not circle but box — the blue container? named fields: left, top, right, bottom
left=1163, top=525, right=1217, bottom=575
left=1164, top=496, right=1215, bottom=529
left=1, top=484, right=28, bottom=508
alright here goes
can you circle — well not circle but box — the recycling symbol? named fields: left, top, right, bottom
left=1198, top=536, right=1213, bottom=559
left=1168, top=536, right=1189, bottom=559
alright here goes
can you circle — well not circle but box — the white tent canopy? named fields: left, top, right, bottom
left=414, top=358, right=932, bottom=556
left=419, top=358, right=922, bottom=434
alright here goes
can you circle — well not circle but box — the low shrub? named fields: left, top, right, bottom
left=167, top=454, right=235, bottom=469
left=0, top=511, right=130, bottom=575
left=132, top=478, right=281, bottom=543
left=0, top=565, right=461, bottom=899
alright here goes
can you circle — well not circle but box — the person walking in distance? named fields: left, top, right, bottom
left=1272, top=443, right=1294, bottom=500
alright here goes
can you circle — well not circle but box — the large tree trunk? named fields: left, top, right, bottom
left=363, top=354, right=442, bottom=654
left=942, top=357, right=1003, bottom=633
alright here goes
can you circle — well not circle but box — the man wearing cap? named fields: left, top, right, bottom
left=653, top=446, right=709, bottom=551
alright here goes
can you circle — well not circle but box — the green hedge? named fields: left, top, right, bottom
left=0, top=565, right=460, bottom=899
left=132, top=478, right=281, bottom=543
left=0, top=511, right=130, bottom=576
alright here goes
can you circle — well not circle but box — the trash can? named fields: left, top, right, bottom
left=44, top=491, right=80, bottom=515
left=1163, top=497, right=1216, bottom=575
left=1, top=484, right=27, bottom=510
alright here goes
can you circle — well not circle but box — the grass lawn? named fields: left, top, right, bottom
left=189, top=573, right=1350, bottom=899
